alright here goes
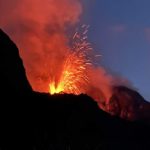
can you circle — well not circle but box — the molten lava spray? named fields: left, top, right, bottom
left=0, top=0, right=116, bottom=107
left=49, top=26, right=92, bottom=95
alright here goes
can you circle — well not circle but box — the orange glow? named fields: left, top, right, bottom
left=49, top=26, right=92, bottom=95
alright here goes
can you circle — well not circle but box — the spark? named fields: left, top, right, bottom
left=49, top=26, right=93, bottom=95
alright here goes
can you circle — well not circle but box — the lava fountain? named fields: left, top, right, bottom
left=49, top=26, right=93, bottom=95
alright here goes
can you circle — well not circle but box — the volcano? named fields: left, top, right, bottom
left=0, top=29, right=150, bottom=150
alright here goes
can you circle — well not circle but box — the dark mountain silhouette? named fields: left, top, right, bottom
left=106, top=86, right=150, bottom=121
left=0, top=29, right=149, bottom=150
left=0, top=29, right=32, bottom=96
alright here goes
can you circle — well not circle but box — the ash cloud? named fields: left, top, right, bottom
left=0, top=0, right=82, bottom=92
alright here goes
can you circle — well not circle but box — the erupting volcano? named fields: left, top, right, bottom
left=0, top=0, right=150, bottom=149
left=0, top=0, right=114, bottom=105
left=0, top=0, right=149, bottom=122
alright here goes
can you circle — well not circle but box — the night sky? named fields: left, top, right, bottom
left=82, top=0, right=150, bottom=101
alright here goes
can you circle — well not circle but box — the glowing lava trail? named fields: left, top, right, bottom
left=49, top=26, right=93, bottom=95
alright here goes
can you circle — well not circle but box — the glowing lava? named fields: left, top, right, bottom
left=49, top=26, right=93, bottom=95
left=49, top=81, right=64, bottom=94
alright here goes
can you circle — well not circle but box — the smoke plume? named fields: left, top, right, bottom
left=0, top=0, right=132, bottom=107
left=0, top=0, right=82, bottom=92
